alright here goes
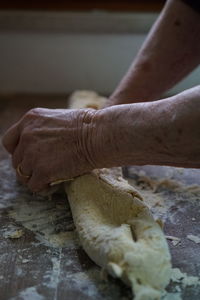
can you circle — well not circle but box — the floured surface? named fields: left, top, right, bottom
left=0, top=158, right=78, bottom=249
left=8, top=191, right=78, bottom=249
left=126, top=166, right=200, bottom=299
left=1, top=158, right=200, bottom=300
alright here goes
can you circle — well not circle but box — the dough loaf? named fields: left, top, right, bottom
left=65, top=91, right=172, bottom=300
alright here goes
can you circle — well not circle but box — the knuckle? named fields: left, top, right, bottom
left=23, top=107, right=42, bottom=121
left=28, top=107, right=42, bottom=115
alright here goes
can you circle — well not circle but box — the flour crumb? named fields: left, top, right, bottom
left=22, top=259, right=30, bottom=264
left=172, top=240, right=180, bottom=246
left=166, top=235, right=181, bottom=246
left=3, top=226, right=24, bottom=239
left=161, top=292, right=182, bottom=300
left=171, top=268, right=200, bottom=287
left=10, top=286, right=44, bottom=300
left=187, top=234, right=200, bottom=244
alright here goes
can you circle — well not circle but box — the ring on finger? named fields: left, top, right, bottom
left=17, top=164, right=31, bottom=179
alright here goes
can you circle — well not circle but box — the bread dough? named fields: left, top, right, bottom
left=65, top=91, right=172, bottom=300
left=69, top=90, right=107, bottom=110
left=65, top=168, right=171, bottom=299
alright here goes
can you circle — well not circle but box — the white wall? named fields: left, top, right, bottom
left=0, top=11, right=199, bottom=95
left=0, top=32, right=145, bottom=94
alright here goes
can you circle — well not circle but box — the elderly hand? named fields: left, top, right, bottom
left=2, top=107, right=100, bottom=194
left=4, top=88, right=199, bottom=195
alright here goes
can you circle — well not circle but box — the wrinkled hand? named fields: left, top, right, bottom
left=2, top=107, right=99, bottom=194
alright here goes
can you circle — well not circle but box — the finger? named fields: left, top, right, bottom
left=12, top=129, right=34, bottom=169
left=16, top=159, right=32, bottom=185
left=12, top=142, right=24, bottom=169
left=2, top=123, right=20, bottom=154
left=27, top=168, right=50, bottom=194
left=27, top=164, right=69, bottom=195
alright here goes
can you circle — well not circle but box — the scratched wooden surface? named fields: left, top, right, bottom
left=0, top=95, right=199, bottom=300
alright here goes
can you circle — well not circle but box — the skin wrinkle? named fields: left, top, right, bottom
left=79, top=109, right=100, bottom=170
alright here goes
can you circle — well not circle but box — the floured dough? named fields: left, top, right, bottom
left=69, top=90, right=107, bottom=110
left=65, top=91, right=172, bottom=300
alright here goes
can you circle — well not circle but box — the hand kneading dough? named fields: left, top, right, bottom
left=65, top=91, right=172, bottom=300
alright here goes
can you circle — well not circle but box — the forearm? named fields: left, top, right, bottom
left=92, top=86, right=200, bottom=168
left=108, top=0, right=200, bottom=106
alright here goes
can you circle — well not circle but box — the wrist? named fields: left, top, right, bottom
left=81, top=107, right=122, bottom=170
left=81, top=104, right=154, bottom=170
left=90, top=101, right=174, bottom=168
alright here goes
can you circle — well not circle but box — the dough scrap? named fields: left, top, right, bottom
left=187, top=234, right=200, bottom=244
left=65, top=91, right=172, bottom=300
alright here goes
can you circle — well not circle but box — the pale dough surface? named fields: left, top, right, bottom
left=65, top=91, right=172, bottom=300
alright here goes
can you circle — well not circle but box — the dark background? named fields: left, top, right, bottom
left=0, top=0, right=166, bottom=12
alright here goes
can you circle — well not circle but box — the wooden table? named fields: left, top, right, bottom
left=0, top=96, right=199, bottom=300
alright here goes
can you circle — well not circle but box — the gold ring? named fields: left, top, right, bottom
left=17, top=164, right=31, bottom=179
left=50, top=178, right=74, bottom=186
